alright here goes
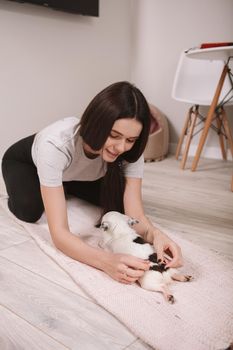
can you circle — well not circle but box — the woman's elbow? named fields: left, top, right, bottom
left=49, top=227, right=80, bottom=255
left=49, top=227, right=69, bottom=250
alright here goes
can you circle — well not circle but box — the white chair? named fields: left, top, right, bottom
left=172, top=50, right=233, bottom=170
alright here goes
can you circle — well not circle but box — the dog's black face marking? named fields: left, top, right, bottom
left=133, top=236, right=146, bottom=244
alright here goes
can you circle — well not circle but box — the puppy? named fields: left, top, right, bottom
left=100, top=211, right=192, bottom=303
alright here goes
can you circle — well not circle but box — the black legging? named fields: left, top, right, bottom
left=1, top=135, right=103, bottom=223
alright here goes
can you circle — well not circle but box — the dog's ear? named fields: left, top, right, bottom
left=100, top=221, right=109, bottom=231
left=128, top=218, right=139, bottom=226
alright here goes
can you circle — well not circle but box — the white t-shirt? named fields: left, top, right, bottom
left=31, top=117, right=144, bottom=187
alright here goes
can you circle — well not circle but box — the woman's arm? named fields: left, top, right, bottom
left=40, top=185, right=149, bottom=283
left=123, top=177, right=183, bottom=268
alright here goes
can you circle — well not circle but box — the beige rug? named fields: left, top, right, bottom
left=1, top=196, right=233, bottom=350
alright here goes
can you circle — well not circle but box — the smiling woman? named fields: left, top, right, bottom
left=82, top=119, right=142, bottom=162
left=94, top=118, right=142, bottom=161
left=1, top=81, right=183, bottom=284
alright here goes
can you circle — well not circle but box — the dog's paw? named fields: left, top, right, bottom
left=167, top=295, right=175, bottom=304
left=184, top=275, right=193, bottom=282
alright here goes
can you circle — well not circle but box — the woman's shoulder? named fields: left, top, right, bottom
left=36, top=116, right=80, bottom=146
left=32, top=116, right=81, bottom=163
left=40, top=116, right=79, bottom=135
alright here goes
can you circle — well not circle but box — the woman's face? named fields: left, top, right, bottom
left=83, top=118, right=142, bottom=162
left=101, top=118, right=142, bottom=162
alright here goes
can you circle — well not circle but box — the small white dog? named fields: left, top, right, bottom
left=100, top=211, right=192, bottom=303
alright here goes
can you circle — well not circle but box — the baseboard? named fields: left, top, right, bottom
left=169, top=143, right=233, bottom=160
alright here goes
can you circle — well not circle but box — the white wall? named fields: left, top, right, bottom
left=1, top=0, right=233, bottom=159
left=0, top=0, right=132, bottom=156
left=131, top=0, right=233, bottom=158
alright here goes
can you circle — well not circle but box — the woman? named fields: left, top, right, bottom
left=2, top=81, right=183, bottom=284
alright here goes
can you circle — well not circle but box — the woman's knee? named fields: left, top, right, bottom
left=8, top=198, right=44, bottom=223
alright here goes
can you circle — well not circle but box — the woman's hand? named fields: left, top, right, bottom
left=103, top=252, right=150, bottom=284
left=153, top=229, right=183, bottom=268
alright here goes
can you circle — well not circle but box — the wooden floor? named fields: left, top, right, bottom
left=0, top=156, right=232, bottom=350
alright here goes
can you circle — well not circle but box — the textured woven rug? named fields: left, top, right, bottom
left=1, top=196, right=233, bottom=350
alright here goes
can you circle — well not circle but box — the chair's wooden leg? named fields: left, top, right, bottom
left=191, top=64, right=229, bottom=171
left=180, top=109, right=198, bottom=169
left=216, top=111, right=227, bottom=160
left=175, top=107, right=193, bottom=160
left=221, top=109, right=233, bottom=158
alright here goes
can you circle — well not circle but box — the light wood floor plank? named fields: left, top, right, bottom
left=0, top=205, right=30, bottom=251
left=0, top=239, right=91, bottom=300
left=0, top=305, right=69, bottom=350
left=143, top=157, right=233, bottom=261
left=0, top=256, right=136, bottom=350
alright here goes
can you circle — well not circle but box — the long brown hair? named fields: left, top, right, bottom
left=79, top=81, right=155, bottom=217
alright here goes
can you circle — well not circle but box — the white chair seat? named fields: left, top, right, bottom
left=172, top=52, right=233, bottom=107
